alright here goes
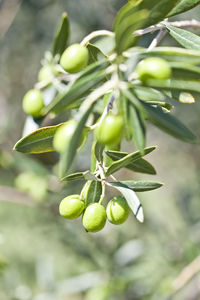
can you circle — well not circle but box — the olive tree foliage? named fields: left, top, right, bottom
left=14, top=0, right=200, bottom=224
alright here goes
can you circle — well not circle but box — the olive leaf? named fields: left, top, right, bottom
left=105, top=146, right=156, bottom=176
left=52, top=12, right=70, bottom=56
left=168, top=0, right=200, bottom=17
left=109, top=180, right=163, bottom=192
left=166, top=25, right=200, bottom=51
left=105, top=150, right=156, bottom=175
left=128, top=103, right=146, bottom=153
left=43, top=59, right=109, bottom=115
left=13, top=124, right=64, bottom=154
left=82, top=180, right=102, bottom=207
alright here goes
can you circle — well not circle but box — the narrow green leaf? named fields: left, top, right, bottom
left=82, top=180, right=102, bottom=207
left=108, top=181, right=144, bottom=222
left=120, top=93, right=132, bottom=141
left=141, top=101, right=197, bottom=142
left=94, top=141, right=105, bottom=163
left=139, top=78, right=200, bottom=94
left=105, top=150, right=156, bottom=175
left=60, top=104, right=94, bottom=178
left=139, top=47, right=200, bottom=63
left=13, top=124, right=63, bottom=154
left=128, top=103, right=146, bottom=153
left=44, top=70, right=106, bottom=115
left=166, top=25, right=200, bottom=50
left=115, top=9, right=149, bottom=54
left=168, top=0, right=200, bottom=17
left=170, top=61, right=200, bottom=80
left=62, top=172, right=86, bottom=182
left=110, top=180, right=163, bottom=192
left=87, top=43, right=105, bottom=64
left=105, top=146, right=156, bottom=176
left=52, top=12, right=70, bottom=56
left=134, top=87, right=165, bottom=102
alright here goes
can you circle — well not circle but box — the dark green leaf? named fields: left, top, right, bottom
left=115, top=8, right=149, bottom=54
left=82, top=180, right=102, bottom=207
left=94, top=141, right=105, bottom=163
left=166, top=25, right=200, bottom=50
left=139, top=47, right=200, bottom=63
left=134, top=87, right=165, bottom=102
left=114, top=0, right=179, bottom=30
left=141, top=101, right=197, bottom=142
left=62, top=172, right=86, bottom=182
left=110, top=180, right=163, bottom=192
left=105, top=150, right=156, bottom=175
left=121, top=93, right=132, bottom=141
left=105, top=146, right=156, bottom=176
left=60, top=104, right=94, bottom=178
left=170, top=61, right=200, bottom=80
left=87, top=43, right=105, bottom=64
left=139, top=78, right=200, bottom=94
left=13, top=124, right=63, bottom=154
left=108, top=181, right=144, bottom=222
left=44, top=60, right=109, bottom=115
left=52, top=12, right=70, bottom=56
left=168, top=0, right=200, bottom=17
left=128, top=103, right=146, bottom=153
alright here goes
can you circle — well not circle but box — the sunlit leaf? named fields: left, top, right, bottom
left=14, top=124, right=63, bottom=154
left=110, top=180, right=163, bottom=192
left=105, top=150, right=156, bottom=175
left=166, top=25, right=200, bottom=50
left=168, top=0, right=200, bottom=17
left=52, top=12, right=70, bottom=56
left=105, top=146, right=156, bottom=176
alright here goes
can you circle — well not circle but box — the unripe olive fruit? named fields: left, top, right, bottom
left=53, top=120, right=87, bottom=153
left=95, top=114, right=123, bottom=146
left=22, top=89, right=44, bottom=118
left=60, top=43, right=89, bottom=73
left=59, top=194, right=85, bottom=219
left=106, top=196, right=130, bottom=225
left=136, top=57, right=171, bottom=82
left=82, top=203, right=107, bottom=232
left=38, top=65, right=58, bottom=82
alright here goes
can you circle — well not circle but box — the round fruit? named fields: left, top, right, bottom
left=82, top=203, right=107, bottom=232
left=53, top=120, right=87, bottom=153
left=60, top=43, right=89, bottom=73
left=38, top=65, right=57, bottom=82
left=95, top=114, right=123, bottom=146
left=59, top=194, right=85, bottom=219
left=106, top=196, right=130, bottom=225
left=136, top=57, right=171, bottom=82
left=22, top=89, right=44, bottom=118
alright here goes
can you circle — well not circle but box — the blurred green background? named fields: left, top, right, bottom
left=0, top=1, right=200, bottom=299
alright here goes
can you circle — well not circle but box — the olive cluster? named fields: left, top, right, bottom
left=21, top=41, right=171, bottom=120
left=22, top=43, right=89, bottom=119
left=59, top=194, right=130, bottom=232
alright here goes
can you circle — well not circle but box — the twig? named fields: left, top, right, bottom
left=148, top=29, right=167, bottom=50
left=173, top=255, right=200, bottom=292
left=134, top=19, right=200, bottom=36
left=80, top=30, right=114, bottom=46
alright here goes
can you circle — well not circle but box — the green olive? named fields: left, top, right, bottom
left=60, top=43, right=89, bottom=73
left=22, top=89, right=44, bottom=118
left=38, top=65, right=58, bottom=82
left=95, top=114, right=123, bottom=146
left=106, top=196, right=130, bottom=225
left=53, top=120, right=87, bottom=153
left=59, top=194, right=85, bottom=219
left=136, top=57, right=171, bottom=82
left=82, top=203, right=107, bottom=232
